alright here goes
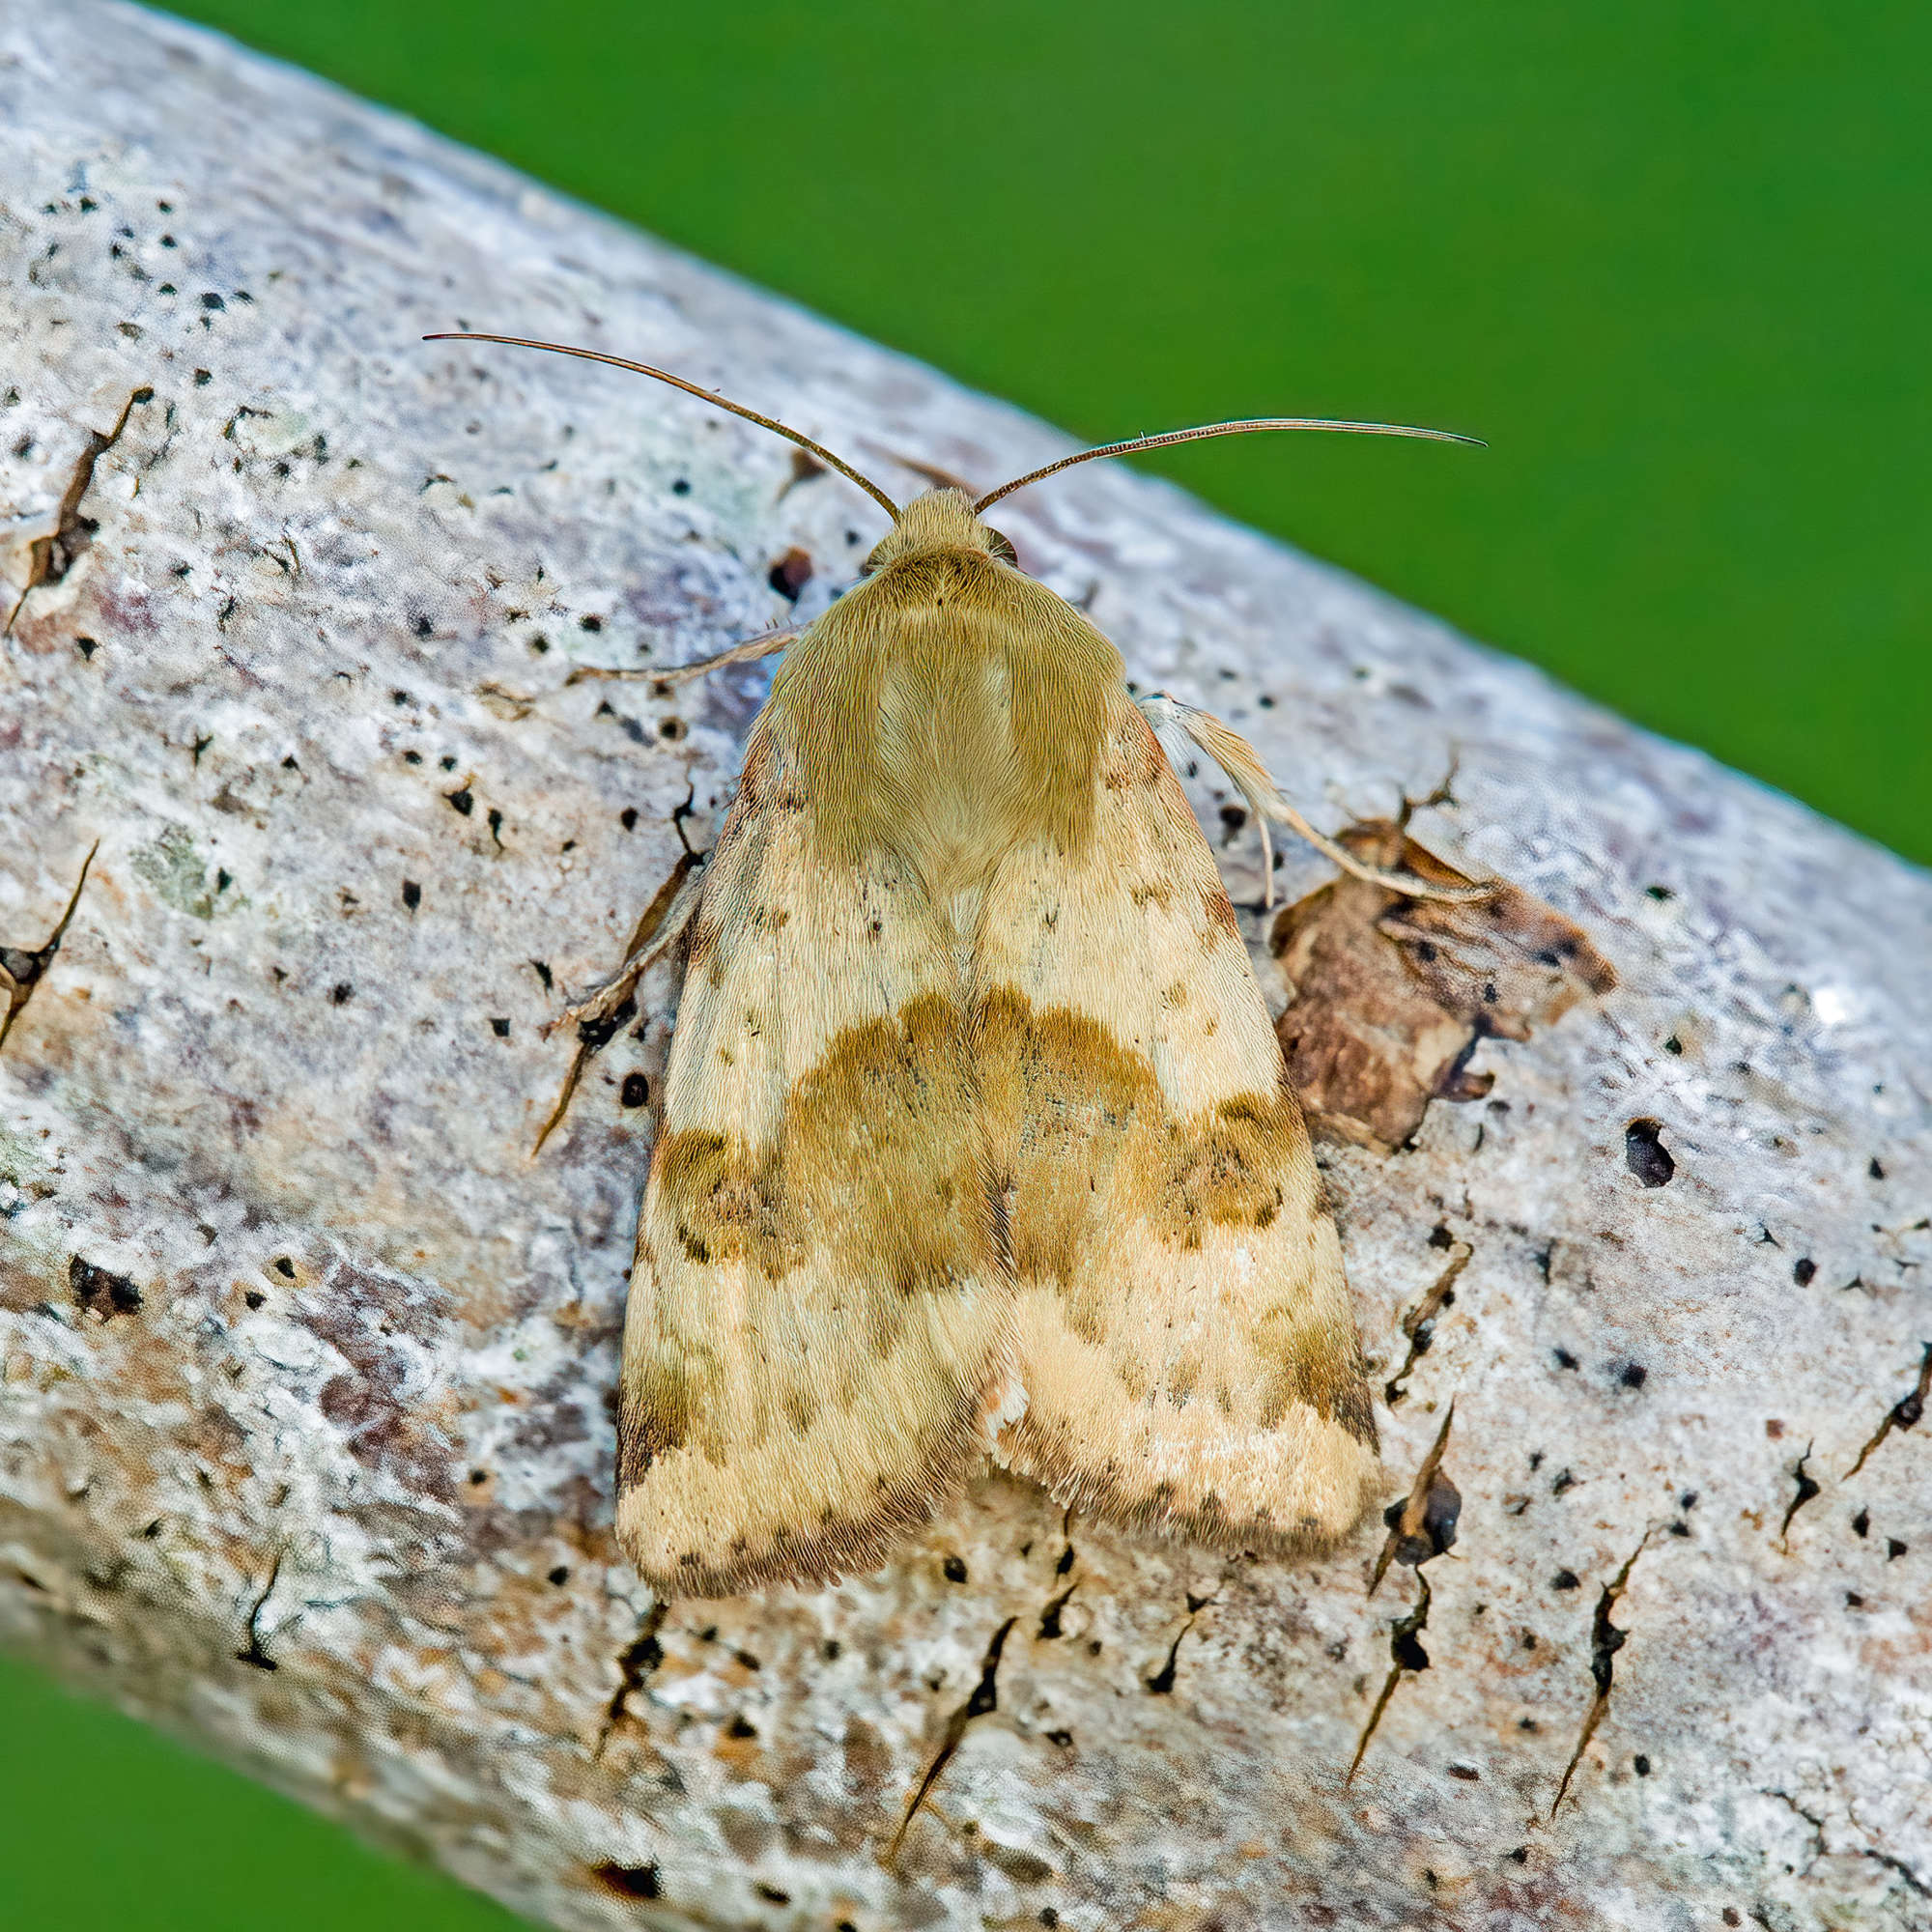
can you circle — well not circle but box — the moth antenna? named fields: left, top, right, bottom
left=423, top=331, right=901, bottom=520
left=975, top=416, right=1482, bottom=511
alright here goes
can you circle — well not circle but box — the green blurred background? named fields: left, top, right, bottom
left=4, top=3, right=1927, bottom=1926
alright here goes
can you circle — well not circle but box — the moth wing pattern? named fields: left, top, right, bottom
left=979, top=696, right=1380, bottom=1548
left=614, top=723, right=1013, bottom=1597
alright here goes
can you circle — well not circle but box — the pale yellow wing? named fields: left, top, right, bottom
left=977, top=696, right=1380, bottom=1549
left=615, top=724, right=1012, bottom=1597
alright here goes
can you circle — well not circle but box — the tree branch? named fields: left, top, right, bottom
left=2, top=4, right=1928, bottom=1926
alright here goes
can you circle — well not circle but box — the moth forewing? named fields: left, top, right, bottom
left=614, top=698, right=1015, bottom=1597
left=977, top=696, right=1380, bottom=1548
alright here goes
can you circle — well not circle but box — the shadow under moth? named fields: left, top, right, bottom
left=431, top=332, right=1485, bottom=1597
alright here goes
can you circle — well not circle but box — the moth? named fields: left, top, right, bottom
left=431, top=332, right=1482, bottom=1596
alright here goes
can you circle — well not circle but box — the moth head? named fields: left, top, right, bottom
left=861, top=489, right=1019, bottom=576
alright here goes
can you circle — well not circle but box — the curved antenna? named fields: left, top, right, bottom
left=423, top=332, right=900, bottom=520
left=975, top=416, right=1483, bottom=512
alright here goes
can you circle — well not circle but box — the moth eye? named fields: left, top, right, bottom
left=985, top=526, right=1018, bottom=566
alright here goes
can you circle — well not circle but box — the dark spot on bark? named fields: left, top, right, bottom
left=670, top=478, right=690, bottom=495
left=590, top=1862, right=661, bottom=1899
left=445, top=786, right=473, bottom=815
left=1619, top=1362, right=1648, bottom=1389
left=755, top=1885, right=791, bottom=1905
left=1624, top=1119, right=1674, bottom=1186
left=943, top=1554, right=968, bottom=1583
left=619, top=806, right=639, bottom=830
left=620, top=1071, right=649, bottom=1107
left=401, top=879, right=420, bottom=910
left=1888, top=1538, right=1907, bottom=1559
left=548, top=1565, right=569, bottom=1585
left=1634, top=1753, right=1651, bottom=1775
left=1553, top=1569, right=1579, bottom=1590
left=1793, top=1257, right=1815, bottom=1285
left=272, top=1257, right=296, bottom=1278
left=1551, top=1468, right=1577, bottom=1495
left=76, top=636, right=97, bottom=659
left=330, top=982, right=353, bottom=1004
left=490, top=1016, right=510, bottom=1037
left=1869, top=1156, right=1886, bottom=1179
left=725, top=1715, right=757, bottom=1739
left=70, top=1255, right=142, bottom=1318
left=1386, top=1461, right=1460, bottom=1566
left=580, top=613, right=603, bottom=632
left=1448, top=1763, right=1480, bottom=1780
left=768, top=547, right=812, bottom=601
left=1554, top=1348, right=1578, bottom=1370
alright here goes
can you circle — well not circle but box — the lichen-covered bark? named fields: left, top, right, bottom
left=3, top=6, right=1929, bottom=1927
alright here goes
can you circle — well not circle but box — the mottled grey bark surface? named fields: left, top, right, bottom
left=3, top=6, right=1929, bottom=1927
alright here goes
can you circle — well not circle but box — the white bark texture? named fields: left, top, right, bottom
left=3, top=7, right=1930, bottom=1927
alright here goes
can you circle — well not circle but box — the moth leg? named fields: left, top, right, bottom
left=531, top=854, right=705, bottom=1155
left=542, top=857, right=704, bottom=1040
left=564, top=623, right=798, bottom=688
left=1135, top=691, right=1494, bottom=907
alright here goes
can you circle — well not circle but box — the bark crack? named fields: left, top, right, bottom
left=235, top=1548, right=285, bottom=1672
left=1347, top=1573, right=1432, bottom=1785
left=1370, top=1402, right=1460, bottom=1594
left=1777, top=1443, right=1822, bottom=1548
left=1145, top=1590, right=1215, bottom=1694
left=0, top=841, right=99, bottom=1051
left=1844, top=1341, right=1932, bottom=1478
left=5, top=388, right=149, bottom=634
left=891, top=1614, right=1016, bottom=1858
left=1385, top=1242, right=1472, bottom=1405
left=594, top=1603, right=668, bottom=1759
left=1551, top=1530, right=1650, bottom=1815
